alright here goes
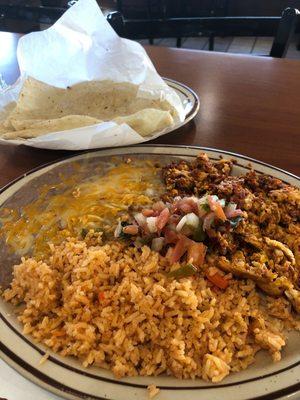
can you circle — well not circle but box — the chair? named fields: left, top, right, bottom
left=269, top=7, right=300, bottom=58
left=0, top=1, right=74, bottom=32
left=107, top=7, right=300, bottom=58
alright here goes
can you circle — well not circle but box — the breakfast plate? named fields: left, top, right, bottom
left=0, top=145, right=299, bottom=400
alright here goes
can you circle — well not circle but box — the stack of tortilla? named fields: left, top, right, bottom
left=0, top=77, right=176, bottom=140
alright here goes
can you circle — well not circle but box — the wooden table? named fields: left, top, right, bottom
left=0, top=32, right=299, bottom=189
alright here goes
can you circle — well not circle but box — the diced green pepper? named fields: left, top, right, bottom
left=201, top=203, right=210, bottom=212
left=192, top=222, right=206, bottom=242
left=229, top=216, right=243, bottom=228
left=81, top=228, right=89, bottom=238
left=134, top=235, right=154, bottom=248
left=119, top=221, right=131, bottom=239
left=167, top=263, right=198, bottom=279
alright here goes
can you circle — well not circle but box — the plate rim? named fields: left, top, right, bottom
left=0, top=145, right=298, bottom=196
left=162, top=77, right=200, bottom=122
left=1, top=341, right=299, bottom=400
left=1, top=309, right=299, bottom=390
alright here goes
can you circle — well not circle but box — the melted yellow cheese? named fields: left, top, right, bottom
left=0, top=161, right=164, bottom=257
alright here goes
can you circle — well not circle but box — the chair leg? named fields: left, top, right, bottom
left=176, top=37, right=182, bottom=48
left=149, top=38, right=154, bottom=45
left=209, top=33, right=215, bottom=51
left=269, top=7, right=299, bottom=58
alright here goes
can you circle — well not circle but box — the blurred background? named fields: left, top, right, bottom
left=0, top=0, right=299, bottom=58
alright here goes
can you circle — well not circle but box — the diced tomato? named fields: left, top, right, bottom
left=229, top=209, right=244, bottom=219
left=123, top=225, right=139, bottom=235
left=173, top=197, right=198, bottom=214
left=207, top=196, right=215, bottom=210
left=169, top=235, right=191, bottom=264
left=156, top=208, right=170, bottom=231
left=142, top=209, right=155, bottom=217
left=206, top=272, right=229, bottom=290
left=187, top=241, right=207, bottom=267
left=98, top=292, right=105, bottom=301
left=208, top=196, right=227, bottom=222
left=214, top=203, right=227, bottom=222
left=164, top=227, right=178, bottom=244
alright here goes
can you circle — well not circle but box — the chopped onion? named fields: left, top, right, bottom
left=114, top=221, right=122, bottom=238
left=176, top=215, right=187, bottom=232
left=151, top=237, right=164, bottom=252
left=218, top=199, right=226, bottom=207
left=226, top=202, right=237, bottom=210
left=147, top=216, right=158, bottom=233
left=185, top=213, right=200, bottom=229
left=134, top=213, right=147, bottom=227
left=178, top=212, right=200, bottom=236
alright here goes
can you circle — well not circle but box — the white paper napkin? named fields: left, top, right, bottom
left=0, top=0, right=185, bottom=150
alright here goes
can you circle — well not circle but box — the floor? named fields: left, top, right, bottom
left=138, top=35, right=300, bottom=59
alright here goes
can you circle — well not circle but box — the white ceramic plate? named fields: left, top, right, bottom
left=0, top=79, right=199, bottom=150
left=163, top=78, right=199, bottom=128
left=0, top=145, right=299, bottom=400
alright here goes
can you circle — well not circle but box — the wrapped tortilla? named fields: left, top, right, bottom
left=0, top=0, right=185, bottom=149
left=1, top=78, right=176, bottom=139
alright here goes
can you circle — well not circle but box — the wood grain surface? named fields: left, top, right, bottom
left=0, top=33, right=299, bottom=189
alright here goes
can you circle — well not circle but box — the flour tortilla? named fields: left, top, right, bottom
left=114, top=108, right=173, bottom=137
left=2, top=115, right=102, bottom=139
left=0, top=77, right=177, bottom=140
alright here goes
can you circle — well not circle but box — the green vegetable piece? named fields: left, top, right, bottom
left=201, top=203, right=210, bottom=212
left=229, top=216, right=243, bottom=228
left=119, top=221, right=131, bottom=239
left=140, top=235, right=154, bottom=245
left=192, top=222, right=206, bottom=242
left=167, top=263, right=198, bottom=279
left=134, top=235, right=155, bottom=249
left=81, top=228, right=89, bottom=238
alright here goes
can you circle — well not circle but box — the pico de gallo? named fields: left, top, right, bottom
left=114, top=194, right=245, bottom=282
